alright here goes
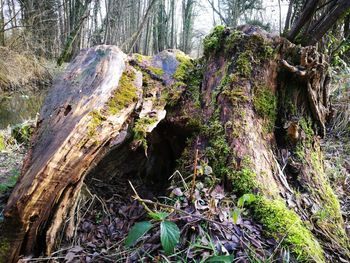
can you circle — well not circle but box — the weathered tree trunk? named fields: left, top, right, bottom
left=1, top=27, right=350, bottom=262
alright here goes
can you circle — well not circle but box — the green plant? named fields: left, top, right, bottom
left=0, top=169, right=20, bottom=193
left=125, top=211, right=180, bottom=255
left=11, top=121, right=35, bottom=144
left=232, top=193, right=256, bottom=224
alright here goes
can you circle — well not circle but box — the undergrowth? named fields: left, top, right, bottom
left=0, top=47, right=51, bottom=92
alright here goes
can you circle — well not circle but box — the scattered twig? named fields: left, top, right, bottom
left=190, top=138, right=200, bottom=201
left=128, top=181, right=153, bottom=214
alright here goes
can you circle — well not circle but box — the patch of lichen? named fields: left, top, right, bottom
left=253, top=196, right=325, bottom=262
left=133, top=116, right=158, bottom=149
left=108, top=70, right=138, bottom=115
left=88, top=110, right=106, bottom=137
left=253, top=85, right=277, bottom=132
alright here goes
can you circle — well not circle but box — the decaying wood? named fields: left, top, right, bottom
left=0, top=45, right=178, bottom=262
left=1, top=27, right=349, bottom=262
left=281, top=46, right=330, bottom=135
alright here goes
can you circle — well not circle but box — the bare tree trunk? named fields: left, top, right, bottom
left=0, top=0, right=5, bottom=46
left=128, top=0, right=158, bottom=54
left=284, top=0, right=293, bottom=33
left=287, top=0, right=320, bottom=42
left=304, top=0, right=350, bottom=45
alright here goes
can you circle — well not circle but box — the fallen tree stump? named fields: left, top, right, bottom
left=1, top=27, right=349, bottom=263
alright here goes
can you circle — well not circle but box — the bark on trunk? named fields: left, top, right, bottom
left=1, top=27, right=349, bottom=262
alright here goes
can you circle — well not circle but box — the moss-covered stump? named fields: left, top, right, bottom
left=1, top=27, right=349, bottom=262
left=172, top=26, right=349, bottom=262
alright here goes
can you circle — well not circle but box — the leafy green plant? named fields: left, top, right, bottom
left=232, top=194, right=256, bottom=224
left=125, top=221, right=153, bottom=247
left=160, top=220, right=180, bottom=255
left=125, top=211, right=180, bottom=255
left=0, top=169, right=20, bottom=193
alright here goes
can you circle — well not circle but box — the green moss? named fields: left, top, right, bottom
left=88, top=110, right=106, bottom=137
left=0, top=240, right=9, bottom=263
left=295, top=142, right=306, bottom=161
left=134, top=53, right=151, bottom=63
left=300, top=117, right=314, bottom=146
left=148, top=66, right=164, bottom=76
left=133, top=116, right=158, bottom=149
left=253, top=197, right=325, bottom=262
left=173, top=51, right=194, bottom=81
left=167, top=53, right=202, bottom=108
left=203, top=118, right=231, bottom=177
left=246, top=34, right=275, bottom=62
left=222, top=86, right=250, bottom=105
left=0, top=133, right=5, bottom=151
left=224, top=30, right=243, bottom=53
left=203, top=25, right=226, bottom=56
left=228, top=168, right=258, bottom=195
left=236, top=50, right=253, bottom=77
left=253, top=85, right=277, bottom=132
left=311, top=149, right=343, bottom=223
left=108, top=70, right=138, bottom=115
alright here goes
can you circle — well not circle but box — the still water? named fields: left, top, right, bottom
left=0, top=91, right=47, bottom=129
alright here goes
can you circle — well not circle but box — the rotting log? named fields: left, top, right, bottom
left=1, top=26, right=350, bottom=262
left=0, top=45, right=180, bottom=262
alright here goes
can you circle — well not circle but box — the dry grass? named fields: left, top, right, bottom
left=0, top=47, right=51, bottom=92
left=329, top=73, right=350, bottom=135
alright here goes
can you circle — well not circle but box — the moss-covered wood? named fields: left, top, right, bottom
left=1, top=27, right=349, bottom=263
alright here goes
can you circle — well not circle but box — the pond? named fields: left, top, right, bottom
left=0, top=91, right=47, bottom=129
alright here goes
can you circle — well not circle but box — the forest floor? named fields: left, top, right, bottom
left=0, top=142, right=25, bottom=221
left=323, top=133, right=350, bottom=233
left=0, top=83, right=349, bottom=262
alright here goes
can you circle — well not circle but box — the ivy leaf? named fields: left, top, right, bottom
left=148, top=211, right=169, bottom=221
left=237, top=193, right=256, bottom=208
left=232, top=208, right=241, bottom=224
left=205, top=255, right=235, bottom=262
left=125, top=221, right=153, bottom=247
left=160, top=221, right=180, bottom=255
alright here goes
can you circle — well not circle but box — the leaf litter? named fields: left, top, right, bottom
left=42, top=163, right=289, bottom=263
